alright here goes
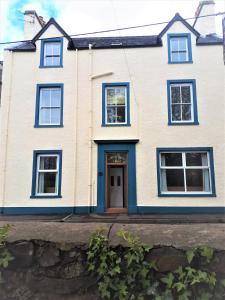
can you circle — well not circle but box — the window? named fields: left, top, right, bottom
left=167, top=33, right=192, bottom=63
left=167, top=80, right=198, bottom=125
left=40, top=38, right=63, bottom=68
left=35, top=84, right=63, bottom=128
left=102, top=83, right=130, bottom=126
left=31, top=150, right=62, bottom=198
left=157, top=148, right=216, bottom=196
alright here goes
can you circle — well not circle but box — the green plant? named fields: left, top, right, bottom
left=0, top=224, right=14, bottom=282
left=87, top=228, right=157, bottom=300
left=87, top=229, right=225, bottom=300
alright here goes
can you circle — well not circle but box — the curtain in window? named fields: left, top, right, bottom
left=38, top=173, right=45, bottom=193
left=160, top=155, right=168, bottom=192
left=202, top=154, right=210, bottom=192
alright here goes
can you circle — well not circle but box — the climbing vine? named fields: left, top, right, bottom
left=87, top=228, right=225, bottom=300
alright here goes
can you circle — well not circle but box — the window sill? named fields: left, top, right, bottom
left=30, top=195, right=62, bottom=199
left=39, top=65, right=63, bottom=68
left=34, top=125, right=64, bottom=128
left=168, top=122, right=199, bottom=126
left=168, top=61, right=193, bottom=64
left=158, top=193, right=216, bottom=197
left=101, top=123, right=131, bottom=127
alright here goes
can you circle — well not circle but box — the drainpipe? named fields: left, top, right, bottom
left=1, top=51, right=14, bottom=212
left=73, top=48, right=79, bottom=213
left=88, top=44, right=93, bottom=212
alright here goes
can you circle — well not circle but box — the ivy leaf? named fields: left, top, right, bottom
left=173, top=282, right=186, bottom=292
left=186, top=249, right=195, bottom=264
left=199, top=246, right=214, bottom=263
left=161, top=273, right=174, bottom=289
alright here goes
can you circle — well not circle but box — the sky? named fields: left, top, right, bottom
left=0, top=0, right=225, bottom=59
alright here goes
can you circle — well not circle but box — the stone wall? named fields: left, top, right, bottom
left=1, top=222, right=225, bottom=299
left=1, top=239, right=225, bottom=300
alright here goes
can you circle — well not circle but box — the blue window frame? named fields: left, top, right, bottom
left=167, top=33, right=192, bottom=64
left=34, top=83, right=64, bottom=128
left=102, top=82, right=130, bottom=126
left=156, top=147, right=216, bottom=197
left=167, top=79, right=198, bottom=125
left=40, top=38, right=63, bottom=68
left=31, top=150, right=62, bottom=199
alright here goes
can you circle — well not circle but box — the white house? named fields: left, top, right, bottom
left=0, top=1, right=224, bottom=214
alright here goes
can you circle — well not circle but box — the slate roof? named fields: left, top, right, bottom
left=69, top=35, right=161, bottom=50
left=7, top=13, right=223, bottom=52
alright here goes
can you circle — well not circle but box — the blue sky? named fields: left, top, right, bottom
left=0, top=0, right=224, bottom=60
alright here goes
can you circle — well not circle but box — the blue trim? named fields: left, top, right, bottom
left=31, top=150, right=63, bottom=199
left=167, top=79, right=199, bottom=125
left=34, top=83, right=64, bottom=128
left=97, top=143, right=137, bottom=213
left=102, top=82, right=130, bottom=126
left=39, top=38, right=63, bottom=68
left=1, top=206, right=224, bottom=215
left=167, top=33, right=193, bottom=64
left=156, top=147, right=216, bottom=197
left=137, top=206, right=225, bottom=214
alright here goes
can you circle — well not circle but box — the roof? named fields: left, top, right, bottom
left=158, top=13, right=200, bottom=38
left=69, top=35, right=161, bottom=50
left=196, top=34, right=223, bottom=45
left=7, top=13, right=222, bottom=53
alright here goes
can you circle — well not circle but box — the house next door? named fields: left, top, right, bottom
left=106, top=152, right=128, bottom=213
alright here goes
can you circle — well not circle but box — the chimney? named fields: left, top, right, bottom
left=24, top=10, right=45, bottom=40
left=193, top=1, right=216, bottom=36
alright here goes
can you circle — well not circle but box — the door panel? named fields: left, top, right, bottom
left=109, top=167, right=123, bottom=208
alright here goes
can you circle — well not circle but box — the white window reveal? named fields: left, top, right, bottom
left=44, top=41, right=61, bottom=66
left=159, top=152, right=212, bottom=194
left=170, top=83, right=193, bottom=123
left=170, top=36, right=189, bottom=62
left=39, top=87, right=61, bottom=125
left=105, top=86, right=127, bottom=124
left=36, top=155, right=59, bottom=196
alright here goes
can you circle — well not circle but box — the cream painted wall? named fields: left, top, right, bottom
left=0, top=20, right=224, bottom=210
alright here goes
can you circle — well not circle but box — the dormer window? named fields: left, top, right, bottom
left=40, top=38, right=63, bottom=68
left=167, top=33, right=192, bottom=64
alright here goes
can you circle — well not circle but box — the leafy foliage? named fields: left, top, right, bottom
left=0, top=224, right=14, bottom=282
left=87, top=229, right=225, bottom=300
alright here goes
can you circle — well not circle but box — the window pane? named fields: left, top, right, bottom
left=51, top=89, right=61, bottom=107
left=171, top=86, right=181, bottom=103
left=45, top=43, right=52, bottom=56
left=179, top=52, right=187, bottom=61
left=161, top=169, right=185, bottom=192
left=40, top=89, right=50, bottom=107
left=161, top=153, right=183, bottom=166
left=44, top=57, right=52, bottom=66
left=107, top=153, right=127, bottom=163
left=171, top=52, right=179, bottom=62
left=52, top=43, right=60, bottom=55
left=107, top=107, right=116, bottom=123
left=52, top=56, right=60, bottom=66
left=39, top=156, right=57, bottom=170
left=51, top=108, right=61, bottom=124
left=182, top=104, right=192, bottom=121
left=186, top=153, right=208, bottom=166
left=116, top=106, right=126, bottom=123
left=39, top=108, right=50, bottom=124
left=107, top=88, right=116, bottom=105
left=186, top=169, right=210, bottom=192
left=181, top=86, right=191, bottom=103
left=172, top=104, right=181, bottom=121
left=115, top=87, right=126, bottom=105
left=37, top=172, right=57, bottom=194
left=170, top=38, right=179, bottom=51
left=179, top=38, right=187, bottom=51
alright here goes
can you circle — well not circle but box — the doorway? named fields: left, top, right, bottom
left=106, top=152, right=128, bottom=213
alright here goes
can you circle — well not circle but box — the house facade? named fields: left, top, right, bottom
left=0, top=2, right=224, bottom=214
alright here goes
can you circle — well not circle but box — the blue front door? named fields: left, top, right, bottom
left=97, top=143, right=137, bottom=213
